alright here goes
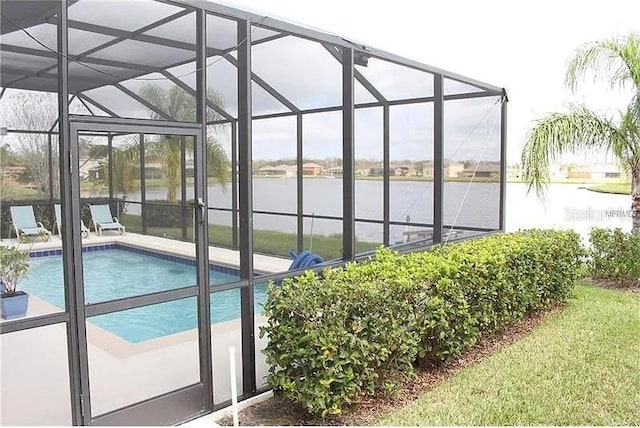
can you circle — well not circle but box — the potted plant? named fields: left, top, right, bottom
left=0, top=246, right=30, bottom=320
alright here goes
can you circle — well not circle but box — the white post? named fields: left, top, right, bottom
left=229, top=347, right=239, bottom=427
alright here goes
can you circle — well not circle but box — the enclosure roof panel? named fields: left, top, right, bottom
left=0, top=0, right=505, bottom=100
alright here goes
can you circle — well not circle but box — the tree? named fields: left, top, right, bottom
left=106, top=138, right=140, bottom=196
left=138, top=84, right=230, bottom=203
left=521, top=33, right=640, bottom=234
left=1, top=92, right=58, bottom=197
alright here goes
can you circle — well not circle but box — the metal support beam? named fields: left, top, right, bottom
left=57, top=2, right=87, bottom=424
left=223, top=54, right=300, bottom=113
left=206, top=91, right=498, bottom=125
left=342, top=47, right=355, bottom=260
left=160, top=70, right=235, bottom=121
left=499, top=90, right=508, bottom=231
left=139, top=133, right=147, bottom=234
left=231, top=121, right=239, bottom=249
left=114, top=83, right=174, bottom=121
left=48, top=132, right=54, bottom=204
left=180, top=136, right=188, bottom=241
left=383, top=105, right=390, bottom=246
left=76, top=96, right=96, bottom=116
left=237, top=19, right=256, bottom=395
left=322, top=44, right=387, bottom=104
left=11, top=9, right=193, bottom=89
left=195, top=8, right=214, bottom=413
left=77, top=94, right=121, bottom=118
left=433, top=74, right=444, bottom=244
left=296, top=113, right=304, bottom=253
left=160, top=0, right=505, bottom=94
left=108, top=133, right=114, bottom=200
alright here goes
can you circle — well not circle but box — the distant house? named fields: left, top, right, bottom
left=462, top=162, right=500, bottom=178
left=445, top=162, right=464, bottom=178
left=1, top=166, right=27, bottom=181
left=368, top=167, right=384, bottom=176
left=393, top=165, right=410, bottom=176
left=144, top=162, right=163, bottom=179
left=259, top=164, right=296, bottom=177
left=421, top=165, right=434, bottom=177
left=79, top=159, right=103, bottom=180
left=325, top=166, right=343, bottom=177
left=567, top=164, right=623, bottom=180
left=302, top=162, right=324, bottom=176
left=548, top=164, right=568, bottom=179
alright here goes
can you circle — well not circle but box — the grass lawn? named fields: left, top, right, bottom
left=378, top=284, right=640, bottom=426
left=588, top=182, right=631, bottom=195
left=120, top=214, right=378, bottom=261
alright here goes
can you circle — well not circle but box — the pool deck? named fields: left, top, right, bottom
left=0, top=231, right=292, bottom=274
left=0, top=232, right=278, bottom=425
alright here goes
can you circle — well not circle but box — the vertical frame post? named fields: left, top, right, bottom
left=58, top=1, right=88, bottom=423
left=48, top=132, right=54, bottom=203
left=296, top=113, right=304, bottom=253
left=499, top=90, right=508, bottom=231
left=383, top=105, right=390, bottom=246
left=342, top=47, right=355, bottom=260
left=139, top=133, right=146, bottom=234
left=196, top=8, right=214, bottom=411
left=108, top=133, right=113, bottom=201
left=231, top=121, right=239, bottom=249
left=433, top=74, right=444, bottom=244
left=180, top=135, right=188, bottom=241
left=237, top=18, right=256, bottom=395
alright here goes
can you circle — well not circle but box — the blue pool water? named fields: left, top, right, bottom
left=21, top=247, right=267, bottom=343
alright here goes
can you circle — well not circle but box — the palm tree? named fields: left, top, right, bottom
left=521, top=33, right=640, bottom=234
left=106, top=137, right=140, bottom=196
left=138, top=84, right=230, bottom=203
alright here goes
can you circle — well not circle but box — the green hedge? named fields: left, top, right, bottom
left=589, top=228, right=640, bottom=287
left=260, top=229, right=584, bottom=417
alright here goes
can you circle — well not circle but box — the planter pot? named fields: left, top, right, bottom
left=1, top=291, right=29, bottom=320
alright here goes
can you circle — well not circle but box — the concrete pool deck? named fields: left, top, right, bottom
left=0, top=231, right=292, bottom=274
left=0, top=232, right=277, bottom=425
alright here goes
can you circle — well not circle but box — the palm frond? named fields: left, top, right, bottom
left=110, top=136, right=140, bottom=194
left=206, top=88, right=226, bottom=123
left=139, top=84, right=170, bottom=121
left=135, top=83, right=230, bottom=199
left=521, top=105, right=627, bottom=198
left=566, top=33, right=640, bottom=92
left=206, top=136, right=230, bottom=189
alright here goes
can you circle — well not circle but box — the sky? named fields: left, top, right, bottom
left=221, top=0, right=640, bottom=164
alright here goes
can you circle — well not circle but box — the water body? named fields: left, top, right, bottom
left=125, top=179, right=631, bottom=243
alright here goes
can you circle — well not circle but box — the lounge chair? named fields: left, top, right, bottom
left=54, top=204, right=89, bottom=238
left=9, top=205, right=52, bottom=242
left=88, top=204, right=125, bottom=236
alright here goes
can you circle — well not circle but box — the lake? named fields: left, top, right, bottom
left=127, top=178, right=632, bottom=244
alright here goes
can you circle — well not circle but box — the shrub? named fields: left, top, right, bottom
left=588, top=227, right=640, bottom=287
left=260, top=229, right=583, bottom=417
left=144, top=201, right=193, bottom=228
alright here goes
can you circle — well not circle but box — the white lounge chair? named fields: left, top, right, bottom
left=54, top=204, right=89, bottom=238
left=89, top=204, right=125, bottom=236
left=9, top=205, right=52, bottom=242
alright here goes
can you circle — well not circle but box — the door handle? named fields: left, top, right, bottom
left=196, top=197, right=205, bottom=223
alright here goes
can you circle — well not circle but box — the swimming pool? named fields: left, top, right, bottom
left=22, top=245, right=267, bottom=343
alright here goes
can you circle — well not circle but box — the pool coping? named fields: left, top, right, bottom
left=25, top=293, right=268, bottom=359
left=28, top=243, right=242, bottom=277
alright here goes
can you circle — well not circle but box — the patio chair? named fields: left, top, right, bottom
left=9, top=205, right=52, bottom=242
left=88, top=204, right=125, bottom=236
left=54, top=204, right=89, bottom=238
